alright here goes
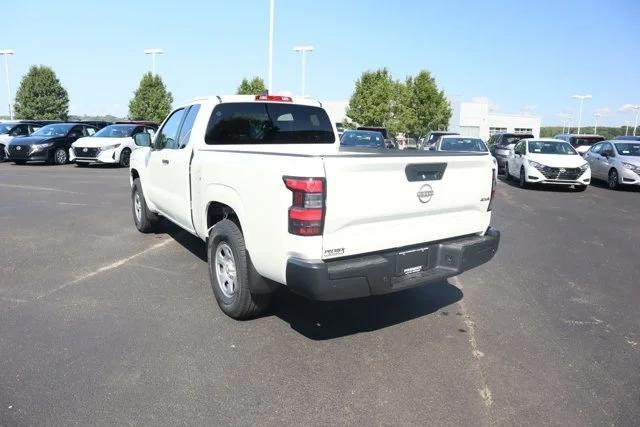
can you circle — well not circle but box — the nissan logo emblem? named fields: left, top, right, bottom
left=16, top=146, right=21, bottom=150
left=83, top=147, right=88, bottom=152
left=559, top=168, right=566, bottom=173
left=417, top=184, right=434, bottom=204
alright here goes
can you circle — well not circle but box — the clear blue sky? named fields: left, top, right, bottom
left=3, top=0, right=639, bottom=125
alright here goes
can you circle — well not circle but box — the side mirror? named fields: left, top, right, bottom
left=134, top=132, right=152, bottom=147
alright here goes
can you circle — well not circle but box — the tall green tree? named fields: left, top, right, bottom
left=346, top=68, right=396, bottom=129
left=236, top=77, right=267, bottom=95
left=14, top=65, right=69, bottom=120
left=404, top=70, right=451, bottom=137
left=128, top=72, right=173, bottom=123
left=346, top=68, right=452, bottom=137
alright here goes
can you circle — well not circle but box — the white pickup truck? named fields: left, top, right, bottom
left=129, top=95, right=500, bottom=319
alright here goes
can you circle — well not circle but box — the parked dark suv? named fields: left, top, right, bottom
left=488, top=132, right=534, bottom=173
left=7, top=123, right=98, bottom=165
left=0, top=121, right=47, bottom=162
left=357, top=126, right=395, bottom=148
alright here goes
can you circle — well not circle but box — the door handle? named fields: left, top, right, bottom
left=162, top=159, right=169, bottom=165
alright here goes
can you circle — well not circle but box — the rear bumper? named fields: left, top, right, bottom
left=286, top=228, right=500, bottom=301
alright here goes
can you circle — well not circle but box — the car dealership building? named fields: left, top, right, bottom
left=449, top=98, right=541, bottom=141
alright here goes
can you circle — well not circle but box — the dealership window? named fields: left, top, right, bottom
left=489, top=127, right=507, bottom=136
left=514, top=128, right=533, bottom=134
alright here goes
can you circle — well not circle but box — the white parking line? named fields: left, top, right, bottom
left=36, top=238, right=175, bottom=301
left=0, top=183, right=81, bottom=195
left=452, top=276, right=495, bottom=419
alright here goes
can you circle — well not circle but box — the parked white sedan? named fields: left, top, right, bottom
left=70, top=123, right=157, bottom=167
left=584, top=140, right=640, bottom=190
left=506, top=138, right=591, bottom=191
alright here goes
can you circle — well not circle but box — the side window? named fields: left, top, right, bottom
left=591, top=143, right=602, bottom=154
left=29, top=124, right=41, bottom=134
left=69, top=125, right=83, bottom=138
left=156, top=109, right=185, bottom=150
left=145, top=127, right=156, bottom=139
left=85, top=126, right=96, bottom=136
left=602, top=142, right=614, bottom=157
left=515, top=141, right=525, bottom=154
left=177, top=105, right=201, bottom=149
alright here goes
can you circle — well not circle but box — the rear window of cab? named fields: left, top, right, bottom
left=205, top=102, right=334, bottom=145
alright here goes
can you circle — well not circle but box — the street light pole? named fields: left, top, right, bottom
left=625, top=120, right=632, bottom=136
left=144, top=48, right=164, bottom=75
left=566, top=116, right=573, bottom=134
left=593, top=113, right=601, bottom=135
left=572, top=94, right=592, bottom=134
left=633, top=105, right=640, bottom=136
left=268, top=0, right=274, bottom=93
left=293, top=45, right=314, bottom=97
left=0, top=49, right=15, bottom=120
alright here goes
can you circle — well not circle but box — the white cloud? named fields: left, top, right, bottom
left=556, top=111, right=574, bottom=120
left=593, top=106, right=611, bottom=116
left=619, top=104, right=639, bottom=112
left=520, top=105, right=537, bottom=115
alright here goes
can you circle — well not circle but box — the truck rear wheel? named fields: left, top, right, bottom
left=208, top=219, right=271, bottom=319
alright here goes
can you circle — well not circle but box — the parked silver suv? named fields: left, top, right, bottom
left=584, top=140, right=640, bottom=189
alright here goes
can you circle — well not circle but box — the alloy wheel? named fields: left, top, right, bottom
left=608, top=170, right=618, bottom=190
left=56, top=149, right=67, bottom=165
left=133, top=192, right=142, bottom=223
left=215, top=242, right=237, bottom=298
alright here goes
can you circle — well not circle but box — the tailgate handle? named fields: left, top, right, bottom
left=405, top=163, right=447, bottom=181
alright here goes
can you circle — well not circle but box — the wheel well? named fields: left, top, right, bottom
left=131, top=169, right=140, bottom=181
left=207, top=202, right=241, bottom=232
left=608, top=167, right=617, bottom=175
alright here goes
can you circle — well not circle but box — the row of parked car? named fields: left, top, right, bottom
left=492, top=133, right=640, bottom=191
left=0, top=120, right=158, bottom=167
left=338, top=126, right=640, bottom=191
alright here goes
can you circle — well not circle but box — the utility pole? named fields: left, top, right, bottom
left=0, top=49, right=15, bottom=119
left=572, top=94, right=592, bottom=134
left=144, top=48, right=164, bottom=75
left=593, top=113, right=601, bottom=135
left=293, top=45, right=314, bottom=96
left=268, top=0, right=275, bottom=92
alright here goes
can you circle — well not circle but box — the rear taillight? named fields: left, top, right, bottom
left=488, top=168, right=497, bottom=211
left=283, top=176, right=325, bottom=236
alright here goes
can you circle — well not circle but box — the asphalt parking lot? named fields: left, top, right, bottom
left=1, top=162, right=638, bottom=426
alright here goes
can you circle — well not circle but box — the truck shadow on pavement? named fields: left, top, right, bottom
left=159, top=220, right=464, bottom=341
left=271, top=281, right=463, bottom=340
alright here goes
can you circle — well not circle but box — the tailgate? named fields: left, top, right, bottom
left=321, top=153, right=494, bottom=259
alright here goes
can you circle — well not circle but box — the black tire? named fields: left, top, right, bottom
left=519, top=167, right=528, bottom=189
left=13, top=160, right=27, bottom=165
left=53, top=148, right=68, bottom=165
left=119, top=148, right=131, bottom=167
left=608, top=169, right=619, bottom=190
left=76, top=162, right=90, bottom=168
left=131, top=178, right=160, bottom=233
left=0, top=146, right=5, bottom=162
left=208, top=219, right=271, bottom=319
